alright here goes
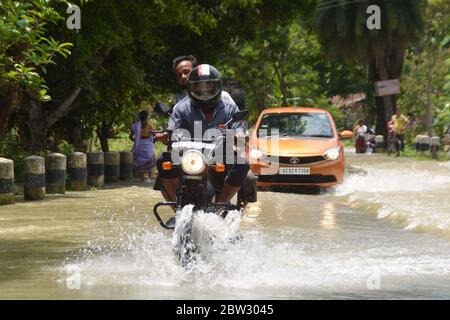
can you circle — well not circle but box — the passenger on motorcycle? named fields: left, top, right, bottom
left=155, top=64, right=251, bottom=205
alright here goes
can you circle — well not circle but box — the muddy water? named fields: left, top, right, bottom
left=0, top=150, right=450, bottom=299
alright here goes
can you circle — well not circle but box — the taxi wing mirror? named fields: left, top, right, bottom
left=340, top=130, right=353, bottom=140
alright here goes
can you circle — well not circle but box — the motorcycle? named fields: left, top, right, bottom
left=151, top=102, right=250, bottom=266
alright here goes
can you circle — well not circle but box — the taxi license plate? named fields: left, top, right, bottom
left=279, top=167, right=310, bottom=175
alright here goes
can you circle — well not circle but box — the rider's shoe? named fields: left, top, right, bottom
left=166, top=217, right=176, bottom=229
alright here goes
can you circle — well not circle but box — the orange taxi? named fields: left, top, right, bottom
left=249, top=107, right=353, bottom=188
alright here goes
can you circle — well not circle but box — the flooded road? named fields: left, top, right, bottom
left=1, top=150, right=450, bottom=299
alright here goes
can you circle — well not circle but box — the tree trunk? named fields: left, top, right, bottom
left=270, top=52, right=288, bottom=107
left=370, top=47, right=407, bottom=145
left=22, top=47, right=113, bottom=152
left=97, top=121, right=110, bottom=152
left=373, top=59, right=394, bottom=141
left=425, top=49, right=434, bottom=137
left=388, top=47, right=406, bottom=115
left=27, top=96, right=49, bottom=152
left=70, top=117, right=86, bottom=152
left=0, top=87, right=20, bottom=137
left=29, top=123, right=49, bottom=153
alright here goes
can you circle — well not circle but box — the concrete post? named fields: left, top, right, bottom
left=87, top=152, right=104, bottom=187
left=24, top=155, right=45, bottom=200
left=120, top=151, right=133, bottom=180
left=67, top=152, right=87, bottom=191
left=431, top=136, right=440, bottom=159
left=415, top=135, right=422, bottom=152
left=375, top=135, right=384, bottom=153
left=0, top=158, right=15, bottom=205
left=104, top=152, right=120, bottom=183
left=45, top=153, right=66, bottom=194
left=420, top=135, right=430, bottom=153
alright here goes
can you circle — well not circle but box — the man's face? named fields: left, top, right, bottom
left=176, top=60, right=193, bottom=88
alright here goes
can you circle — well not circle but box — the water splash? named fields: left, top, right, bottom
left=171, top=205, right=242, bottom=269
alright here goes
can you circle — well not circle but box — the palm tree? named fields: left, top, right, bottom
left=315, top=0, right=425, bottom=139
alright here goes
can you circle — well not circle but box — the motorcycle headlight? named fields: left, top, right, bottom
left=323, top=147, right=340, bottom=161
left=181, top=150, right=206, bottom=175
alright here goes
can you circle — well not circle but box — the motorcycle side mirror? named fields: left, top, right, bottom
left=154, top=101, right=171, bottom=117
left=232, top=110, right=249, bottom=121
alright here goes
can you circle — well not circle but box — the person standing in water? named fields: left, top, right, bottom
left=389, top=110, right=410, bottom=156
left=129, top=110, right=156, bottom=183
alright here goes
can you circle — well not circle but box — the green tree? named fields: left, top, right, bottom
left=16, top=0, right=285, bottom=152
left=20, top=0, right=219, bottom=152
left=316, top=0, right=425, bottom=139
left=399, top=0, right=450, bottom=138
left=0, top=0, right=72, bottom=138
left=223, top=18, right=367, bottom=125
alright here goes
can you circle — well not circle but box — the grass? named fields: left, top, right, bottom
left=342, top=135, right=450, bottom=161
left=93, top=132, right=167, bottom=156
left=105, top=130, right=450, bottom=162
left=107, top=133, right=133, bottom=152
left=342, top=139, right=354, bottom=147
left=401, top=146, right=450, bottom=161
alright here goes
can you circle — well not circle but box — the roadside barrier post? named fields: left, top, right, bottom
left=420, top=135, right=430, bottom=154
left=24, top=155, right=45, bottom=201
left=120, top=151, right=133, bottom=181
left=104, top=152, right=120, bottom=183
left=87, top=152, right=104, bottom=187
left=68, top=152, right=87, bottom=191
left=375, top=135, right=384, bottom=153
left=0, top=158, right=15, bottom=205
left=45, top=153, right=66, bottom=194
left=415, top=135, right=421, bottom=152
left=430, top=136, right=440, bottom=159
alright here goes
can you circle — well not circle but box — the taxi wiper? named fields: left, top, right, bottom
left=282, top=132, right=299, bottom=136
left=305, top=134, right=332, bottom=138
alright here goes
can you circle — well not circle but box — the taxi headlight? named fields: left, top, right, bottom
left=323, top=147, right=340, bottom=161
left=181, top=150, right=206, bottom=175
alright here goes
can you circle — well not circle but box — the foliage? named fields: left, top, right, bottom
left=398, top=0, right=450, bottom=137
left=222, top=18, right=367, bottom=128
left=315, top=0, right=424, bottom=64
left=0, top=0, right=72, bottom=101
left=56, top=139, right=75, bottom=156
left=315, top=0, right=426, bottom=138
left=35, top=0, right=286, bottom=151
left=0, top=128, right=27, bottom=182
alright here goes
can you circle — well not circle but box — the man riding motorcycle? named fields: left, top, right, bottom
left=155, top=64, right=252, bottom=205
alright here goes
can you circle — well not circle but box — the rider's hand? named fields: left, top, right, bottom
left=235, top=130, right=247, bottom=141
left=154, top=132, right=169, bottom=145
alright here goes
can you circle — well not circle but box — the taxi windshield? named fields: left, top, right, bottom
left=257, top=113, right=334, bottom=138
